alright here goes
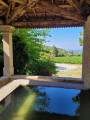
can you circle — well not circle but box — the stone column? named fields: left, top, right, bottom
left=82, top=16, right=90, bottom=85
left=0, top=25, right=15, bottom=76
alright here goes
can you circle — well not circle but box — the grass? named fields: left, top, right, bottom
left=53, top=56, right=82, bottom=64
left=55, top=64, right=82, bottom=78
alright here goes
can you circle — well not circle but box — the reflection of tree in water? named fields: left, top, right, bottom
left=24, top=86, right=51, bottom=111
left=72, top=93, right=80, bottom=116
left=72, top=90, right=90, bottom=117
left=0, top=100, right=5, bottom=114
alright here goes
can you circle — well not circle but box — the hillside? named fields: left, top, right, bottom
left=44, top=46, right=82, bottom=58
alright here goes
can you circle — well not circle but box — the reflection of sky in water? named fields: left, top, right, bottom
left=38, top=87, right=80, bottom=115
left=56, top=66, right=67, bottom=70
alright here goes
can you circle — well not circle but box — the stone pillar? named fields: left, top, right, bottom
left=82, top=16, right=90, bottom=85
left=0, top=25, right=15, bottom=76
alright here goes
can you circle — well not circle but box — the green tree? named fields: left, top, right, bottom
left=51, top=46, right=58, bottom=57
left=79, top=32, right=83, bottom=46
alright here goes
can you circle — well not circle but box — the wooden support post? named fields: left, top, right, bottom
left=82, top=16, right=90, bottom=85
left=0, top=25, right=15, bottom=76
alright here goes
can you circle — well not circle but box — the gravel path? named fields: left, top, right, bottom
left=55, top=63, right=78, bottom=71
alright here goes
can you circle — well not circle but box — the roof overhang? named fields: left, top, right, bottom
left=0, top=0, right=90, bottom=28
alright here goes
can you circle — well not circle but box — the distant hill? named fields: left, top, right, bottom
left=44, top=46, right=82, bottom=57
left=67, top=49, right=83, bottom=53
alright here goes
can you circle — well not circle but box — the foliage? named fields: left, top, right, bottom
left=53, top=56, right=82, bottom=64
left=0, top=29, right=57, bottom=76
left=13, top=29, right=57, bottom=76
left=79, top=31, right=83, bottom=46
left=13, top=35, right=29, bottom=74
left=79, top=37, right=83, bottom=46
left=51, top=46, right=58, bottom=57
left=26, top=59, right=57, bottom=76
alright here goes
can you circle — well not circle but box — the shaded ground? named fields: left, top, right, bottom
left=55, top=63, right=82, bottom=78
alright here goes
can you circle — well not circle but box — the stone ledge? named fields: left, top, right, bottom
left=0, top=76, right=11, bottom=88
left=0, top=80, right=20, bottom=102
left=11, top=75, right=83, bottom=84
left=0, top=79, right=90, bottom=102
left=28, top=80, right=90, bottom=90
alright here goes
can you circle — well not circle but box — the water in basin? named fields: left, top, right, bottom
left=0, top=86, right=90, bottom=120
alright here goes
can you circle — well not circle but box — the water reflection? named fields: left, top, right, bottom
left=56, top=66, right=67, bottom=70
left=0, top=86, right=90, bottom=120
left=72, top=93, right=80, bottom=116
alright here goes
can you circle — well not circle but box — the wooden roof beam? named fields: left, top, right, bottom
left=36, top=1, right=86, bottom=23
left=58, top=4, right=72, bottom=8
left=80, top=0, right=84, bottom=5
left=0, top=0, right=8, bottom=8
left=12, top=20, right=83, bottom=28
left=0, top=19, right=3, bottom=25
left=85, top=0, right=90, bottom=4
left=67, top=0, right=84, bottom=14
left=6, top=0, right=39, bottom=24
left=9, top=0, right=26, bottom=5
left=0, top=11, right=6, bottom=16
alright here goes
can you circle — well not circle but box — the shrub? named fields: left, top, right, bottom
left=26, top=59, right=57, bottom=76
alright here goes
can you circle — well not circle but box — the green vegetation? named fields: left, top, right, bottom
left=53, top=56, right=82, bottom=64
left=44, top=45, right=82, bottom=58
left=79, top=31, right=83, bottom=46
left=0, top=29, right=57, bottom=77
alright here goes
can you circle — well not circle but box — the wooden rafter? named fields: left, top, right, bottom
left=6, top=0, right=39, bottom=24
left=58, top=5, right=72, bottom=8
left=12, top=20, right=83, bottom=28
left=0, top=11, right=6, bottom=16
left=80, top=0, right=84, bottom=5
left=67, top=0, right=84, bottom=14
left=33, top=8, right=37, bottom=16
left=36, top=1, right=86, bottom=23
left=0, top=19, right=3, bottom=25
left=9, top=0, right=26, bottom=5
left=6, top=2, right=11, bottom=24
left=0, top=0, right=8, bottom=8
left=85, top=0, right=90, bottom=4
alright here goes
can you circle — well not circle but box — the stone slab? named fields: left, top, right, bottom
left=11, top=75, right=83, bottom=84
left=0, top=76, right=11, bottom=88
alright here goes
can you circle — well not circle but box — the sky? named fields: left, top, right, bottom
left=45, top=27, right=83, bottom=51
